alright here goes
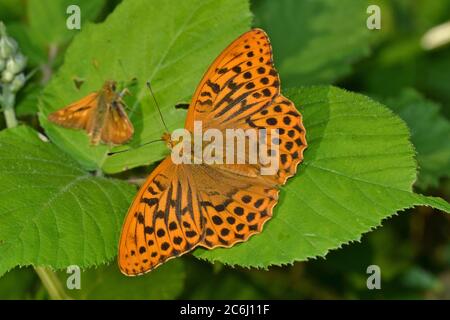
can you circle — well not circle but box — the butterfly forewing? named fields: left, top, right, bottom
left=183, top=28, right=306, bottom=184
left=185, top=28, right=279, bottom=131
left=48, top=93, right=98, bottom=130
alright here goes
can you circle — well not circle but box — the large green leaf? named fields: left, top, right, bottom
left=194, top=86, right=450, bottom=267
left=0, top=126, right=135, bottom=276
left=386, top=89, right=450, bottom=189
left=252, top=0, right=373, bottom=86
left=39, top=0, right=251, bottom=173
left=59, top=260, right=185, bottom=299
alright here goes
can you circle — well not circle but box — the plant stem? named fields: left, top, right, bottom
left=95, top=167, right=104, bottom=177
left=1, top=85, right=18, bottom=128
left=40, top=43, right=58, bottom=85
left=34, top=267, right=71, bottom=300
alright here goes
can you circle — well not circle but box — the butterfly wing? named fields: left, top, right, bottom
left=191, top=164, right=279, bottom=249
left=101, top=100, right=134, bottom=145
left=185, top=28, right=306, bottom=184
left=118, top=157, right=204, bottom=275
left=118, top=159, right=279, bottom=275
left=186, top=29, right=279, bottom=130
left=48, top=93, right=98, bottom=130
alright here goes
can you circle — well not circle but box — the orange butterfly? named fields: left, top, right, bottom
left=118, top=29, right=307, bottom=275
left=48, top=80, right=134, bottom=145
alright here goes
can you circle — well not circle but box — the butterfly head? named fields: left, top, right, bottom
left=103, top=80, right=118, bottom=93
left=162, top=132, right=175, bottom=149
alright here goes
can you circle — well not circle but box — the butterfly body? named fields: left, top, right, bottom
left=119, top=29, right=307, bottom=276
left=48, top=80, right=134, bottom=145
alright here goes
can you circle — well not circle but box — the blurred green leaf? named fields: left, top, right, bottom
left=187, top=271, right=263, bottom=299
left=0, top=126, right=135, bottom=276
left=181, top=260, right=263, bottom=299
left=252, top=0, right=374, bottom=86
left=194, top=86, right=450, bottom=267
left=0, top=0, right=26, bottom=23
left=386, top=89, right=450, bottom=189
left=0, top=267, right=38, bottom=299
left=27, top=0, right=105, bottom=49
left=7, top=0, right=106, bottom=67
left=15, top=83, right=42, bottom=117
left=6, top=23, right=47, bottom=68
left=59, top=260, right=185, bottom=299
left=351, top=0, right=450, bottom=115
left=419, top=49, right=450, bottom=118
left=369, top=221, right=414, bottom=280
left=401, top=266, right=440, bottom=291
left=39, top=0, right=252, bottom=173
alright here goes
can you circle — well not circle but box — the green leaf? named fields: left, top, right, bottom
left=27, top=0, right=106, bottom=49
left=401, top=267, right=440, bottom=291
left=39, top=0, right=251, bottom=173
left=15, top=83, right=42, bottom=117
left=59, top=260, right=185, bottom=299
left=194, top=86, right=450, bottom=268
left=0, top=0, right=25, bottom=23
left=252, top=0, right=373, bottom=86
left=0, top=126, right=135, bottom=277
left=386, top=89, right=450, bottom=189
left=0, top=267, right=38, bottom=299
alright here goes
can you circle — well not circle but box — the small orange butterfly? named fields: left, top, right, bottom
left=118, top=29, right=307, bottom=275
left=48, top=80, right=134, bottom=145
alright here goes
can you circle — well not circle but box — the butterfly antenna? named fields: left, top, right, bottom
left=146, top=81, right=170, bottom=134
left=107, top=138, right=164, bottom=156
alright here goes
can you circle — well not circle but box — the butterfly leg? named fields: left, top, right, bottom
left=118, top=88, right=131, bottom=99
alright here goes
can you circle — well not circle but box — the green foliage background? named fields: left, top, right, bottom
left=0, top=0, right=449, bottom=299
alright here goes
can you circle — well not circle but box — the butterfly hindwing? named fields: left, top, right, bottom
left=244, top=95, right=307, bottom=184
left=100, top=100, right=134, bottom=145
left=192, top=164, right=279, bottom=249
